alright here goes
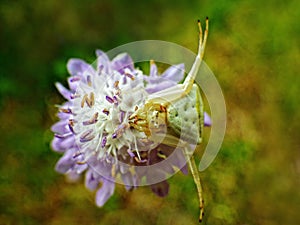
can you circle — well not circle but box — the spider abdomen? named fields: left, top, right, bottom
left=167, top=84, right=203, bottom=144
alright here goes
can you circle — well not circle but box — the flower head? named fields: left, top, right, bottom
left=51, top=50, right=208, bottom=206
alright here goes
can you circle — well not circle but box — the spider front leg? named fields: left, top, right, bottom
left=148, top=18, right=209, bottom=105
left=154, top=133, right=205, bottom=223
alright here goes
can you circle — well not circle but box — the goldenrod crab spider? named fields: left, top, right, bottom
left=129, top=18, right=209, bottom=222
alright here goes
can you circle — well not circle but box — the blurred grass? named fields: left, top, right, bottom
left=0, top=0, right=299, bottom=224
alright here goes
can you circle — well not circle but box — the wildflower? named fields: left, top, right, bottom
left=51, top=50, right=211, bottom=206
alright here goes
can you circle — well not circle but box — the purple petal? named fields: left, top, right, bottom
left=95, top=179, right=115, bottom=207
left=67, top=59, right=93, bottom=77
left=145, top=80, right=177, bottom=94
left=88, top=157, right=113, bottom=178
left=55, top=82, right=71, bottom=100
left=51, top=136, right=75, bottom=152
left=161, top=63, right=184, bottom=82
left=96, top=50, right=111, bottom=75
left=51, top=120, right=70, bottom=134
left=111, top=53, right=134, bottom=73
left=150, top=180, right=169, bottom=197
left=55, top=149, right=74, bottom=173
left=204, top=112, right=212, bottom=126
left=85, top=170, right=100, bottom=191
left=74, top=163, right=88, bottom=174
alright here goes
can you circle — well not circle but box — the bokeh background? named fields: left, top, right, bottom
left=0, top=0, right=299, bottom=224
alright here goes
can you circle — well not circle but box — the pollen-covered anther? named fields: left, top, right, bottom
left=101, top=136, right=107, bottom=148
left=87, top=75, right=92, bottom=87
left=114, top=80, right=119, bottom=89
left=70, top=76, right=81, bottom=82
left=81, top=94, right=88, bottom=108
left=70, top=93, right=81, bottom=99
left=124, top=71, right=135, bottom=80
left=83, top=112, right=99, bottom=125
left=73, top=151, right=83, bottom=158
left=106, top=96, right=114, bottom=104
left=112, top=123, right=130, bottom=139
left=98, top=65, right=104, bottom=74
left=81, top=92, right=95, bottom=108
left=113, top=96, right=118, bottom=104
left=80, top=129, right=95, bottom=142
left=59, top=108, right=72, bottom=114
left=54, top=133, right=71, bottom=138
left=76, top=160, right=87, bottom=165
left=102, top=108, right=109, bottom=115
left=119, top=111, right=125, bottom=122
left=69, top=119, right=75, bottom=126
left=89, top=92, right=95, bottom=107
left=68, top=120, right=75, bottom=133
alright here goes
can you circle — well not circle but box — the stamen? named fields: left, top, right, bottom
left=106, top=96, right=114, bottom=104
left=114, top=80, right=119, bottom=89
left=70, top=76, right=81, bottom=82
left=83, top=112, right=98, bottom=125
left=115, top=89, right=121, bottom=97
left=81, top=92, right=95, bottom=108
left=122, top=76, right=127, bottom=85
left=80, top=135, right=95, bottom=142
left=119, top=111, right=125, bottom=122
left=89, top=92, right=95, bottom=107
left=98, top=65, right=104, bottom=75
left=69, top=119, right=75, bottom=126
left=101, top=136, right=107, bottom=148
left=81, top=94, right=88, bottom=108
left=80, top=129, right=94, bottom=142
left=102, top=108, right=109, bottom=115
left=80, top=129, right=93, bottom=138
left=73, top=151, right=83, bottom=158
left=59, top=108, right=72, bottom=114
left=68, top=122, right=75, bottom=133
left=125, top=71, right=135, bottom=80
left=113, top=96, right=118, bottom=105
left=54, top=133, right=72, bottom=138
left=87, top=75, right=92, bottom=87
left=112, top=123, right=129, bottom=139
left=70, top=93, right=80, bottom=99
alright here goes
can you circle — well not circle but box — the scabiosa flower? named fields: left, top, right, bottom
left=51, top=50, right=209, bottom=207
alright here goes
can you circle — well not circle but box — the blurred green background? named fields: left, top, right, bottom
left=0, top=0, right=299, bottom=224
